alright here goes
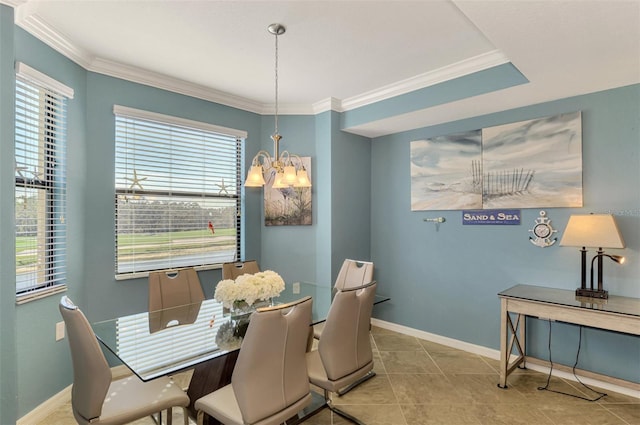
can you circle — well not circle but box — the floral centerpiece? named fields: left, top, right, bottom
left=214, top=270, right=285, bottom=312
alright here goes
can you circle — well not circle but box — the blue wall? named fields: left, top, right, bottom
left=1, top=9, right=638, bottom=423
left=0, top=5, right=18, bottom=423
left=370, top=84, right=640, bottom=382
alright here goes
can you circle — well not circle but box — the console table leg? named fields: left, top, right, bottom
left=498, top=299, right=509, bottom=388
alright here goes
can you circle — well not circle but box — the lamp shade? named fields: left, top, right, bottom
left=560, top=214, right=625, bottom=249
left=272, top=171, right=288, bottom=189
left=296, top=168, right=311, bottom=187
left=244, top=165, right=266, bottom=187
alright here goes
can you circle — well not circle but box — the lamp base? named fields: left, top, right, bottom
left=575, top=288, right=608, bottom=299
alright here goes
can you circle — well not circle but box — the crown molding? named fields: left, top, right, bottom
left=313, top=97, right=344, bottom=114
left=90, top=57, right=264, bottom=114
left=340, top=50, right=510, bottom=111
left=258, top=102, right=316, bottom=116
left=13, top=8, right=510, bottom=118
left=16, top=12, right=93, bottom=69
left=0, top=0, right=26, bottom=8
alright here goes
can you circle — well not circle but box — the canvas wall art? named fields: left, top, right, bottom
left=482, top=111, right=582, bottom=208
left=411, top=130, right=482, bottom=211
left=264, top=157, right=312, bottom=226
left=410, top=111, right=582, bottom=211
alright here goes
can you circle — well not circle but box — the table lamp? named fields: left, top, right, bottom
left=559, top=214, right=625, bottom=299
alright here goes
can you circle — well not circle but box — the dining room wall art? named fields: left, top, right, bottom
left=410, top=111, right=583, bottom=211
left=264, top=156, right=312, bottom=226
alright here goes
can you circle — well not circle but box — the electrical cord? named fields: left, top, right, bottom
left=537, top=319, right=607, bottom=401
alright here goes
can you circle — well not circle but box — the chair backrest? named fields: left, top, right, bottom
left=148, top=267, right=205, bottom=312
left=222, top=260, right=260, bottom=280
left=335, top=259, right=374, bottom=290
left=318, top=281, right=377, bottom=381
left=231, top=296, right=312, bottom=424
left=59, top=296, right=112, bottom=422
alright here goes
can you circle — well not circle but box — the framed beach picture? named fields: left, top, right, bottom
left=410, top=111, right=583, bottom=211
left=264, top=157, right=312, bottom=226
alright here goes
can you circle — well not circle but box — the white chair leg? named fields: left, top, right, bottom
left=197, top=410, right=205, bottom=425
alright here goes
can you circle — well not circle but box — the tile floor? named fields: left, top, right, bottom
left=39, top=326, right=640, bottom=425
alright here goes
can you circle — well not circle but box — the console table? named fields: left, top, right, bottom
left=498, top=284, right=640, bottom=390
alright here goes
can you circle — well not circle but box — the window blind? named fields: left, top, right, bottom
left=15, top=64, right=72, bottom=299
left=114, top=106, right=244, bottom=276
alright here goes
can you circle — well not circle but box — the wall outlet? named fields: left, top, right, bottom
left=292, top=282, right=300, bottom=294
left=55, top=321, right=65, bottom=341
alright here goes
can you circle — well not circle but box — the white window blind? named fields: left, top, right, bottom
left=15, top=64, right=72, bottom=299
left=114, top=106, right=244, bottom=276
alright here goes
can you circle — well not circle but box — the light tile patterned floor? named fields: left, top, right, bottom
left=39, top=326, right=640, bottom=425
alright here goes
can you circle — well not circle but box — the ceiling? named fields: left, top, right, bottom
left=6, top=0, right=640, bottom=137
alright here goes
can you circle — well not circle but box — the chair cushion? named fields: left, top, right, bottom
left=85, top=375, right=189, bottom=425
left=306, top=350, right=373, bottom=394
left=195, top=384, right=244, bottom=425
left=195, top=384, right=312, bottom=425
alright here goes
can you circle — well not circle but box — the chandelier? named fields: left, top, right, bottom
left=244, top=23, right=311, bottom=189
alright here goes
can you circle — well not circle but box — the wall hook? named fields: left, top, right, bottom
left=423, top=217, right=446, bottom=223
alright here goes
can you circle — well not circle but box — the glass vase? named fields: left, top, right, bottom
left=230, top=300, right=254, bottom=320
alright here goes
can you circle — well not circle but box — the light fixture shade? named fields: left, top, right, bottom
left=283, top=165, right=298, bottom=185
left=244, top=165, right=266, bottom=187
left=560, top=214, right=625, bottom=248
left=272, top=171, right=288, bottom=189
left=296, top=168, right=311, bottom=187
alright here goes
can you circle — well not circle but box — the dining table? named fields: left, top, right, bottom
left=92, top=281, right=390, bottom=424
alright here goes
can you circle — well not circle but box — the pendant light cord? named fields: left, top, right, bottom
left=274, top=30, right=279, bottom=136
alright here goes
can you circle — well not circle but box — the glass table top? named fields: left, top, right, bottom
left=498, top=284, right=640, bottom=317
left=93, top=281, right=389, bottom=381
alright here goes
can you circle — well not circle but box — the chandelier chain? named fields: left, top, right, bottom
left=274, top=29, right=279, bottom=136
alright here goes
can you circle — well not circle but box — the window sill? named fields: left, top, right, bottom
left=114, top=264, right=222, bottom=281
left=16, top=284, right=67, bottom=305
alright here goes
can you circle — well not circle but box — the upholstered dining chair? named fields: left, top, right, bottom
left=58, top=296, right=190, bottom=425
left=222, top=260, right=260, bottom=280
left=313, top=259, right=374, bottom=339
left=306, top=281, right=377, bottom=425
left=194, top=296, right=313, bottom=425
left=148, top=267, right=205, bottom=332
left=149, top=267, right=205, bottom=311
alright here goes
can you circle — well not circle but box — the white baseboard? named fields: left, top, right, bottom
left=17, top=365, right=132, bottom=424
left=370, top=318, right=640, bottom=399
left=17, top=384, right=71, bottom=425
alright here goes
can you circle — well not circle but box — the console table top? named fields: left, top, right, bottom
left=499, top=284, right=640, bottom=317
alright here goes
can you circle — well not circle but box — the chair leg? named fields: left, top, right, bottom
left=167, top=407, right=173, bottom=425
left=197, top=410, right=205, bottom=425
left=323, top=390, right=366, bottom=425
left=336, top=371, right=376, bottom=396
left=182, top=407, right=190, bottom=425
left=150, top=411, right=162, bottom=425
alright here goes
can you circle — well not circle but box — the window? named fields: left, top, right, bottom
left=114, top=106, right=246, bottom=277
left=15, top=63, right=73, bottom=301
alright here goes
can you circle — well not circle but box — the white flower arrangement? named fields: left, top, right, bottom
left=214, top=270, right=285, bottom=309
